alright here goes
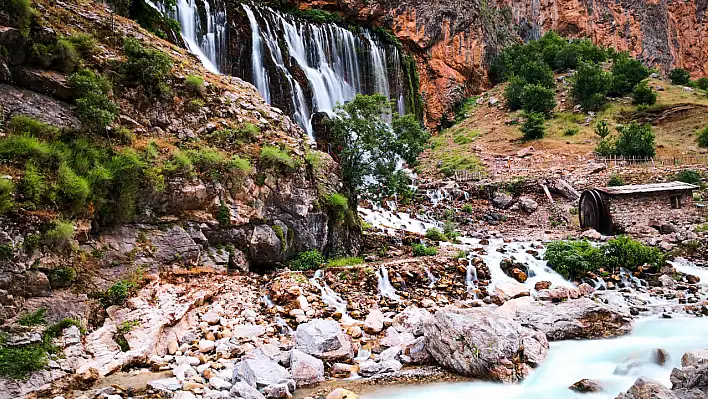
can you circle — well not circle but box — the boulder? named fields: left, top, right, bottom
left=363, top=309, right=385, bottom=334
left=492, top=193, right=514, bottom=210
left=229, top=381, right=266, bottom=399
left=232, top=354, right=295, bottom=394
left=616, top=378, right=678, bottom=399
left=518, top=197, right=538, bottom=213
left=392, top=306, right=432, bottom=337
left=498, top=297, right=631, bottom=340
left=570, top=379, right=603, bottom=392
left=295, top=319, right=353, bottom=361
left=290, top=349, right=324, bottom=388
left=682, top=350, right=708, bottom=367
left=671, top=358, right=708, bottom=396
left=326, top=388, right=358, bottom=399
left=357, top=359, right=402, bottom=377
left=249, top=225, right=284, bottom=265
left=422, top=306, right=548, bottom=382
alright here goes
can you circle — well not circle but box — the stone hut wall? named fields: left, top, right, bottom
left=605, top=191, right=696, bottom=234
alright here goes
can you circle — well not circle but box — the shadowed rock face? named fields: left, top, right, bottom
left=288, top=0, right=708, bottom=128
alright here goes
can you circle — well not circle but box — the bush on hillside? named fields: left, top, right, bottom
left=504, top=75, right=526, bottom=111
left=669, top=68, right=691, bottom=86
left=614, top=122, right=656, bottom=158
left=697, top=77, right=708, bottom=91
left=324, top=193, right=349, bottom=221
left=594, top=120, right=611, bottom=138
left=184, top=74, right=205, bottom=96
left=521, top=84, right=556, bottom=116
left=44, top=220, right=75, bottom=252
left=607, top=174, right=625, bottom=187
left=123, top=37, right=173, bottom=97
left=609, top=53, right=650, bottom=96
left=425, top=227, right=447, bottom=242
left=602, top=235, right=664, bottom=272
left=520, top=112, right=546, bottom=140
left=412, top=243, right=437, bottom=256
left=697, top=126, right=708, bottom=148
left=290, top=250, right=325, bottom=271
left=572, top=62, right=612, bottom=111
left=69, top=69, right=119, bottom=131
left=1, top=0, right=33, bottom=36
left=631, top=82, right=656, bottom=105
left=673, top=169, right=702, bottom=186
left=8, top=115, right=61, bottom=140
left=260, top=146, right=295, bottom=170
left=544, top=240, right=602, bottom=279
left=519, top=61, right=555, bottom=88
left=0, top=177, right=14, bottom=215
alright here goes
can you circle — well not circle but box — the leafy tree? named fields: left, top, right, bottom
left=614, top=122, right=656, bottom=157
left=504, top=75, right=526, bottom=111
left=69, top=69, right=118, bottom=131
left=609, top=53, right=650, bottom=96
left=519, top=61, right=555, bottom=88
left=631, top=82, right=656, bottom=105
left=572, top=62, right=612, bottom=111
left=668, top=68, right=691, bottom=86
left=697, top=77, right=708, bottom=91
left=521, top=84, right=556, bottom=116
left=520, top=112, right=546, bottom=140
left=327, top=94, right=428, bottom=201
left=122, top=37, right=172, bottom=97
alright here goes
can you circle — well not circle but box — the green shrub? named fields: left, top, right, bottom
left=674, top=169, right=702, bottom=186
left=572, top=62, right=612, bottom=111
left=614, top=122, right=656, bottom=158
left=0, top=244, right=12, bottom=260
left=594, top=120, right=611, bottom=138
left=290, top=250, right=325, bottom=271
left=462, top=204, right=474, bottom=213
left=0, top=339, right=49, bottom=380
left=412, top=243, right=437, bottom=256
left=107, top=149, right=144, bottom=221
left=184, top=74, right=205, bottom=96
left=114, top=126, right=135, bottom=144
left=326, top=257, right=364, bottom=267
left=697, top=77, right=708, bottom=91
left=69, top=69, right=119, bottom=131
left=0, top=134, right=54, bottom=163
left=696, top=126, right=708, bottom=148
left=164, top=150, right=194, bottom=176
left=32, top=38, right=78, bottom=73
left=443, top=220, right=459, bottom=241
left=594, top=136, right=616, bottom=156
left=57, top=163, right=90, bottom=209
left=0, top=177, right=14, bottom=215
left=603, top=235, right=664, bottom=272
left=608, top=174, right=625, bottom=187
left=216, top=202, right=229, bottom=227
left=519, top=61, right=556, bottom=88
left=48, top=267, right=76, bottom=287
left=324, top=193, right=349, bottom=221
left=18, top=308, right=46, bottom=326
left=521, top=84, right=556, bottom=116
left=544, top=240, right=602, bottom=279
left=425, top=227, right=447, bottom=242
left=520, top=112, right=546, bottom=140
left=631, top=82, right=656, bottom=105
left=23, top=233, right=41, bottom=253
left=609, top=53, right=650, bottom=96
left=2, top=0, right=33, bottom=36
left=564, top=127, right=579, bottom=136
left=8, top=115, right=61, bottom=140
left=229, top=156, right=252, bottom=173
left=100, top=280, right=135, bottom=307
left=44, top=318, right=86, bottom=338
left=67, top=33, right=97, bottom=57
left=44, top=220, right=75, bottom=252
left=260, top=146, right=295, bottom=169
left=669, top=68, right=691, bottom=85
left=122, top=37, right=173, bottom=97
left=504, top=75, right=526, bottom=111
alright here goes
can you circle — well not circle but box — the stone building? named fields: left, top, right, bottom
left=579, top=182, right=699, bottom=235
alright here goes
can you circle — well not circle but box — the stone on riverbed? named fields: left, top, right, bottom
left=232, top=354, right=295, bottom=397
left=615, top=378, right=679, bottom=399
left=570, top=378, right=603, bottom=392
left=358, top=359, right=403, bottom=377
left=499, top=297, right=631, bottom=340
left=295, top=319, right=353, bottom=361
left=364, top=309, right=385, bottom=334
left=392, top=306, right=432, bottom=337
left=290, top=349, right=325, bottom=387
left=230, top=381, right=265, bottom=399
left=422, top=306, right=548, bottom=382
left=326, top=388, right=359, bottom=399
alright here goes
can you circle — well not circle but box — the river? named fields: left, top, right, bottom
left=362, top=316, right=708, bottom=398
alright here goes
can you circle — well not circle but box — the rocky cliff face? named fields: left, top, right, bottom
left=291, top=0, right=708, bottom=128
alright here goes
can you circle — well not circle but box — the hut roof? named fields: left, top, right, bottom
left=596, top=181, right=699, bottom=196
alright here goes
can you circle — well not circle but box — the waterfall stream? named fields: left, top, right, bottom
left=240, top=4, right=408, bottom=137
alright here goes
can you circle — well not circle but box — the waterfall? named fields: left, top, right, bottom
left=149, top=0, right=227, bottom=74
left=240, top=4, right=408, bottom=137
left=424, top=267, right=438, bottom=288
left=377, top=266, right=401, bottom=301
left=466, top=257, right=479, bottom=299
left=310, top=270, right=354, bottom=324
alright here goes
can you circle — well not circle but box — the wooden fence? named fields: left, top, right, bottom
left=593, top=155, right=708, bottom=168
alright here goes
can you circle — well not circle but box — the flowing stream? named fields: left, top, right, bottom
left=363, top=316, right=708, bottom=399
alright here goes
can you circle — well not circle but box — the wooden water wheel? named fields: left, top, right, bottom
left=579, top=189, right=611, bottom=234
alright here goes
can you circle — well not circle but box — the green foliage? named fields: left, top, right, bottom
left=260, top=146, right=295, bottom=170
left=324, top=193, right=349, bottom=221
left=453, top=97, right=478, bottom=124
left=631, top=82, right=656, bottom=105
left=462, top=203, right=474, bottom=213
left=519, top=61, right=555, bottom=88
left=288, top=7, right=342, bottom=24
left=544, top=240, right=602, bottom=279
left=603, top=235, right=664, bottom=272
left=564, top=127, right=579, bottom=136
left=607, top=174, right=625, bottom=187
left=669, top=68, right=691, bottom=86
left=44, top=318, right=85, bottom=338
left=504, top=75, right=526, bottom=111
left=122, top=37, right=173, bottom=97
left=8, top=115, right=61, bottom=140
left=23, top=233, right=40, bottom=253
left=69, top=69, right=119, bottom=131
left=18, top=308, right=46, bottom=326
left=572, top=62, right=612, bottom=111
left=412, top=243, right=437, bottom=257
left=290, top=250, right=325, bottom=271
left=696, top=126, right=708, bottom=148
left=117, top=319, right=139, bottom=334
left=328, top=94, right=428, bottom=201
left=326, top=257, right=364, bottom=267
left=443, top=220, right=459, bottom=241
left=108, top=149, right=144, bottom=221
left=0, top=339, right=49, bottom=380
left=32, top=38, right=78, bottom=73
left=217, top=202, right=229, bottom=227
left=0, top=177, right=14, bottom=215
left=0, top=134, right=55, bottom=163
left=100, top=280, right=136, bottom=307
left=1, top=0, right=33, bottom=36
left=0, top=244, right=12, bottom=260
left=48, top=267, right=76, bottom=287
left=614, top=122, right=656, bottom=158
left=521, top=84, right=556, bottom=116
left=520, top=112, right=546, bottom=140
left=44, top=220, right=75, bottom=252
left=57, top=163, right=90, bottom=210
left=594, top=120, right=611, bottom=138
left=609, top=53, right=650, bottom=96
left=697, top=77, right=708, bottom=91
left=425, top=227, right=446, bottom=242
left=673, top=169, right=702, bottom=186
left=66, top=33, right=97, bottom=57
left=184, top=74, right=205, bottom=96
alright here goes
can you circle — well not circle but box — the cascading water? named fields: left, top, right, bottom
left=149, top=0, right=227, bottom=74
left=377, top=266, right=401, bottom=301
left=424, top=267, right=438, bottom=288
left=466, top=256, right=479, bottom=299
left=310, top=270, right=354, bottom=324
left=240, top=4, right=408, bottom=137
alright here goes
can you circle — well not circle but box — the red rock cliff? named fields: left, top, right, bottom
left=291, top=0, right=708, bottom=128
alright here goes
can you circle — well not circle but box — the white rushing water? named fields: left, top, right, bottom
left=670, top=258, right=708, bottom=284
left=363, top=316, right=708, bottom=399
left=149, top=0, right=227, bottom=74
left=310, top=270, right=354, bottom=324
left=377, top=266, right=401, bottom=301
left=241, top=4, right=407, bottom=136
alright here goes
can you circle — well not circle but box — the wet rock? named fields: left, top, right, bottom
left=403, top=336, right=431, bottom=365
left=364, top=309, right=385, bottom=334
left=290, top=349, right=324, bottom=388
left=671, top=357, right=708, bottom=396
left=358, top=359, right=403, bottom=377
left=681, top=350, right=708, bottom=367
left=423, top=306, right=548, bottom=382
left=326, top=388, right=359, bottom=399
left=494, top=281, right=530, bottom=299
left=295, top=319, right=353, bottom=361
left=232, top=354, right=295, bottom=395
left=499, top=297, right=631, bottom=340
left=616, top=377, right=678, bottom=399
left=652, top=349, right=669, bottom=366
left=492, top=193, right=514, bottom=210
left=570, top=378, right=603, bottom=392
left=534, top=281, right=551, bottom=291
